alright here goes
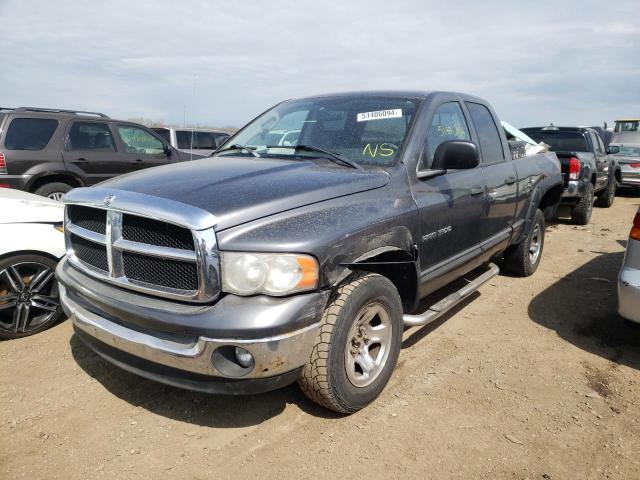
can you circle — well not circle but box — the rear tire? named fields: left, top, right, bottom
left=595, top=176, right=615, bottom=208
left=570, top=183, right=594, bottom=225
left=34, top=182, right=73, bottom=201
left=298, top=273, right=403, bottom=413
left=503, top=209, right=545, bottom=277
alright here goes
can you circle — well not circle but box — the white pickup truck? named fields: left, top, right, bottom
left=152, top=127, right=230, bottom=157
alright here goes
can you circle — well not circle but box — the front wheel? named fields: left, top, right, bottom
left=0, top=254, right=63, bottom=339
left=595, top=176, right=616, bottom=208
left=298, top=273, right=403, bottom=413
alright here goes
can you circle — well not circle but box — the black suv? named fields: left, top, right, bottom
left=0, top=107, right=198, bottom=200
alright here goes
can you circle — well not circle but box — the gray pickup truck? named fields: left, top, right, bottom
left=521, top=126, right=619, bottom=225
left=57, top=91, right=562, bottom=413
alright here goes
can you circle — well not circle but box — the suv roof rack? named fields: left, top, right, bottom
left=12, top=107, right=109, bottom=118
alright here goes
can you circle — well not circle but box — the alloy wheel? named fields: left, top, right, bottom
left=344, top=301, right=393, bottom=388
left=529, top=224, right=542, bottom=265
left=47, top=192, right=65, bottom=202
left=0, top=262, right=60, bottom=334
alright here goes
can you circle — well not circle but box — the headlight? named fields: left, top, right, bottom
left=221, top=252, right=319, bottom=296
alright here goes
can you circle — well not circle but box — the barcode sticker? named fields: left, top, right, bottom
left=357, top=109, right=402, bottom=122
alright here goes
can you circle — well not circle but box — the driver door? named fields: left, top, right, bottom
left=411, top=101, right=486, bottom=276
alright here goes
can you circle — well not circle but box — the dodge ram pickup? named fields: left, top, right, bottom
left=57, top=91, right=563, bottom=413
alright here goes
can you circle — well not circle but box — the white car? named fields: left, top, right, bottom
left=0, top=189, right=65, bottom=338
left=619, top=207, right=640, bottom=324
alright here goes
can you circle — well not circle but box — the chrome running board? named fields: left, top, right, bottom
left=403, top=263, right=500, bottom=327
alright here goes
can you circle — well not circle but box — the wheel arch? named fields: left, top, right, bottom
left=342, top=247, right=420, bottom=314
left=27, top=172, right=84, bottom=192
left=0, top=250, right=62, bottom=264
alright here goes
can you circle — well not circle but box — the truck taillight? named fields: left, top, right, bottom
left=0, top=152, right=6, bottom=174
left=631, top=212, right=640, bottom=241
left=630, top=163, right=640, bottom=169
left=568, top=157, right=580, bottom=180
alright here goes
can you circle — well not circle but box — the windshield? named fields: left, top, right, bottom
left=614, top=145, right=640, bottom=157
left=215, top=96, right=419, bottom=166
left=615, top=121, right=640, bottom=133
left=523, top=130, right=588, bottom=152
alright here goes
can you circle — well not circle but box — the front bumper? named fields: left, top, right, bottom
left=57, top=258, right=329, bottom=393
left=618, top=264, right=640, bottom=324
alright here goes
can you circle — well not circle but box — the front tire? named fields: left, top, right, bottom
left=503, top=209, right=545, bottom=277
left=0, top=254, right=63, bottom=339
left=595, top=176, right=616, bottom=208
left=298, top=273, right=403, bottom=413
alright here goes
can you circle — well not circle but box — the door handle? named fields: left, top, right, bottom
left=470, top=185, right=484, bottom=196
left=505, top=176, right=516, bottom=185
left=75, top=158, right=88, bottom=162
left=135, top=158, right=143, bottom=162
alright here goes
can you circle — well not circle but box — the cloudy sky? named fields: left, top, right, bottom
left=1, top=0, right=638, bottom=129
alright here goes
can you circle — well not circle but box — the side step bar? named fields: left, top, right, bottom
left=403, top=263, right=500, bottom=327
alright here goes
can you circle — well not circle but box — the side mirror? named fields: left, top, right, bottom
left=606, top=145, right=619, bottom=154
left=163, top=143, right=172, bottom=156
left=432, top=140, right=479, bottom=170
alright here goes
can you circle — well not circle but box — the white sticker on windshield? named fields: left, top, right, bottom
left=357, top=109, right=402, bottom=122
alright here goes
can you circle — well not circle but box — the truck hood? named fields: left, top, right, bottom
left=100, top=156, right=389, bottom=230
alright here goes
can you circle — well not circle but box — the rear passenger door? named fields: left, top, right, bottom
left=465, top=102, right=518, bottom=250
left=62, top=121, right=127, bottom=185
left=114, top=124, right=171, bottom=171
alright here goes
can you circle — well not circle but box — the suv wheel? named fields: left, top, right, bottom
left=298, top=273, right=403, bottom=413
left=594, top=176, right=616, bottom=208
left=0, top=254, right=63, bottom=339
left=34, top=182, right=73, bottom=201
left=570, top=183, right=594, bottom=225
left=503, top=209, right=545, bottom=277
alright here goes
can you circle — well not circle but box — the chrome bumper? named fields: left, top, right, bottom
left=619, top=265, right=640, bottom=324
left=60, top=283, right=319, bottom=379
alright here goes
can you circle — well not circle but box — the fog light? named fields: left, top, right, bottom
left=234, top=347, right=254, bottom=368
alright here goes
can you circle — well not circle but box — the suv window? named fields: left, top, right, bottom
left=213, top=132, right=229, bottom=147
left=117, top=125, right=164, bottom=154
left=5, top=118, right=58, bottom=150
left=176, top=130, right=195, bottom=149
left=67, top=121, right=116, bottom=151
left=423, top=102, right=470, bottom=168
left=466, top=102, right=504, bottom=163
left=194, top=131, right=216, bottom=149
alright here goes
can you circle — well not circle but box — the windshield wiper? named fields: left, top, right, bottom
left=266, top=144, right=362, bottom=170
left=215, top=144, right=261, bottom=157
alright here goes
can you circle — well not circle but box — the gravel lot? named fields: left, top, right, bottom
left=2, top=193, right=640, bottom=480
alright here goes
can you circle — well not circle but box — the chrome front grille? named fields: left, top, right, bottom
left=63, top=188, right=220, bottom=303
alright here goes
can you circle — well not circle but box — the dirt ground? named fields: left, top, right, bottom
left=2, top=193, right=640, bottom=480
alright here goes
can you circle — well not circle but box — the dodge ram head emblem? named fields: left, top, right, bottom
left=103, top=195, right=116, bottom=207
